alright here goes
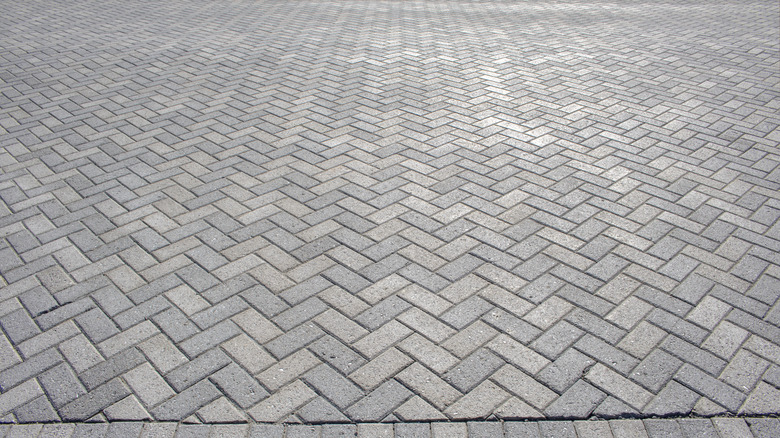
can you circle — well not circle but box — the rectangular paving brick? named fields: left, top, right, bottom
left=0, top=379, right=43, bottom=417
left=491, top=365, right=556, bottom=411
left=0, top=348, right=62, bottom=391
left=445, top=380, right=509, bottom=420
left=59, top=378, right=131, bottom=421
left=165, top=349, right=231, bottom=392
left=347, top=380, right=413, bottom=422
left=258, top=349, right=321, bottom=392
left=248, top=380, right=317, bottom=422
left=487, top=334, right=550, bottom=375
left=150, top=379, right=221, bottom=421
left=674, top=364, right=746, bottom=411
left=585, top=363, right=653, bottom=411
left=303, top=364, right=363, bottom=410
left=350, top=347, right=413, bottom=391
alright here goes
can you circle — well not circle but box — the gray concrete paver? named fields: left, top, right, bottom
left=0, top=0, right=778, bottom=431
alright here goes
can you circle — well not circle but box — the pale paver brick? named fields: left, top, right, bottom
left=624, top=264, right=678, bottom=293
left=318, top=285, right=371, bottom=318
left=350, top=348, right=413, bottom=391
left=491, top=365, right=557, bottom=410
left=743, top=381, right=780, bottom=417
left=693, top=397, right=729, bottom=416
left=696, top=264, right=752, bottom=294
left=715, top=236, right=753, bottom=260
left=398, top=245, right=447, bottom=271
left=686, top=296, right=732, bottom=330
left=675, top=364, right=746, bottom=411
left=214, top=254, right=264, bottom=281
left=523, top=296, right=573, bottom=330
left=441, top=320, right=499, bottom=359
left=106, top=265, right=147, bottom=293
left=123, top=363, right=176, bottom=408
left=232, top=308, right=283, bottom=344
left=141, top=422, right=178, bottom=438
left=353, top=320, right=412, bottom=358
left=165, top=285, right=210, bottom=316
left=444, top=380, right=510, bottom=419
left=744, top=335, right=780, bottom=363
left=395, top=363, right=461, bottom=410
left=439, top=274, right=489, bottom=304
left=721, top=349, right=769, bottom=393
left=0, top=298, right=23, bottom=321
left=398, top=284, right=453, bottom=316
left=585, top=363, right=653, bottom=411
left=38, top=423, right=78, bottom=437
left=610, top=419, right=649, bottom=438
left=431, top=423, right=467, bottom=438
left=98, top=320, right=159, bottom=357
left=59, top=334, right=105, bottom=373
left=544, top=380, right=606, bottom=418
left=702, top=320, right=750, bottom=359
left=398, top=334, right=459, bottom=374
left=197, top=397, right=246, bottom=422
left=712, top=418, right=754, bottom=438
left=574, top=421, right=614, bottom=438
left=314, top=309, right=370, bottom=344
left=71, top=255, right=126, bottom=283
left=357, top=423, right=395, bottom=438
left=0, top=333, right=21, bottom=371
left=258, top=244, right=299, bottom=271
left=137, top=334, right=188, bottom=374
left=18, top=320, right=80, bottom=359
left=540, top=232, right=587, bottom=257
left=296, top=220, right=340, bottom=243
left=346, top=379, right=413, bottom=422
left=604, top=228, right=652, bottom=251
left=479, top=284, right=534, bottom=316
left=617, top=321, right=668, bottom=359
left=596, top=274, right=642, bottom=304
left=139, top=254, right=190, bottom=283
left=475, top=264, right=527, bottom=293
left=221, top=333, right=276, bottom=375
left=327, top=246, right=373, bottom=272
left=487, top=334, right=550, bottom=375
left=435, top=235, right=479, bottom=263
left=248, top=380, right=317, bottom=422
left=394, top=396, right=447, bottom=421
left=287, top=255, right=336, bottom=283
left=53, top=245, right=91, bottom=272
left=358, top=274, right=410, bottom=304
left=0, top=379, right=43, bottom=416
left=6, top=424, right=45, bottom=437
left=495, top=396, right=544, bottom=419
left=605, top=297, right=653, bottom=330
left=222, top=236, right=270, bottom=261
left=60, top=378, right=131, bottom=420
left=257, top=349, right=320, bottom=391
left=104, top=395, right=152, bottom=421
left=397, top=308, right=456, bottom=344
left=249, top=264, right=294, bottom=293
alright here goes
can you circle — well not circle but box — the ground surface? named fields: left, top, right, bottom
left=0, top=0, right=779, bottom=430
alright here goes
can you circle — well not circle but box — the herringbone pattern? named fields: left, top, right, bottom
left=1, top=0, right=779, bottom=424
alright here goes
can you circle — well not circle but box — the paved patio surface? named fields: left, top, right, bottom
left=1, top=0, right=779, bottom=435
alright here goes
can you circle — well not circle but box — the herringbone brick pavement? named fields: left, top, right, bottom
left=1, top=0, right=779, bottom=425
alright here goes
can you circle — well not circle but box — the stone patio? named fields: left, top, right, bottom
left=0, top=0, right=779, bottom=436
